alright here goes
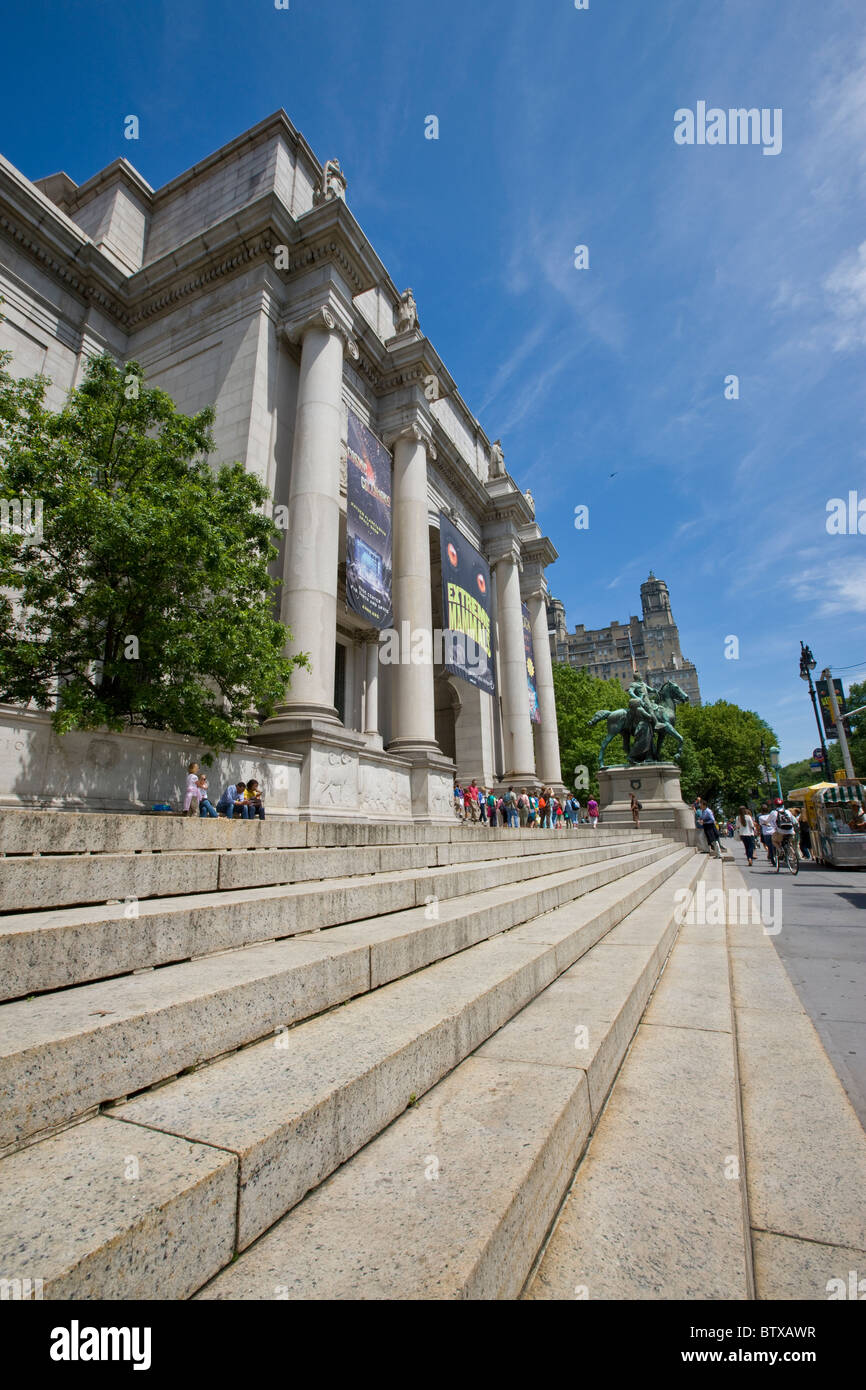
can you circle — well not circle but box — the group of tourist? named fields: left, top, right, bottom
left=453, top=781, right=600, bottom=829
left=183, top=762, right=266, bottom=819
left=693, top=795, right=832, bottom=868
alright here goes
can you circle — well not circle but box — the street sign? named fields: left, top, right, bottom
left=813, top=748, right=823, bottom=761
left=810, top=760, right=823, bottom=771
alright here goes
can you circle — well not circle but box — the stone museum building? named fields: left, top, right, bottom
left=548, top=573, right=701, bottom=705
left=0, top=110, right=564, bottom=820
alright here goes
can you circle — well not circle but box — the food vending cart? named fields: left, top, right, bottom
left=788, top=781, right=866, bottom=869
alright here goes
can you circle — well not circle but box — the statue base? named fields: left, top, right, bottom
left=598, top=763, right=694, bottom=830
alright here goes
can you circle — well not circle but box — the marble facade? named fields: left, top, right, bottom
left=0, top=111, right=564, bottom=820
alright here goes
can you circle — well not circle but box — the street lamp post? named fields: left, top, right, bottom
left=769, top=745, right=783, bottom=800
left=799, top=642, right=831, bottom=779
left=759, top=739, right=770, bottom=797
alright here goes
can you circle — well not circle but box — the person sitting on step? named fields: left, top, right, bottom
left=243, top=779, right=265, bottom=820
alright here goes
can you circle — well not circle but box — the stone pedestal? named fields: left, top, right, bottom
left=597, top=763, right=693, bottom=830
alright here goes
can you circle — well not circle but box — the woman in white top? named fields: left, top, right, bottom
left=736, top=806, right=757, bottom=866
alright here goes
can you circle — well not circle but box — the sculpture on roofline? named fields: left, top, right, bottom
left=588, top=675, right=689, bottom=767
left=395, top=288, right=419, bottom=334
left=313, top=158, right=347, bottom=206
left=488, top=439, right=506, bottom=480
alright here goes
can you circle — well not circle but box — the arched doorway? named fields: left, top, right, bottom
left=434, top=672, right=461, bottom=763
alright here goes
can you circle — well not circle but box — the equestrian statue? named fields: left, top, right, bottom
left=588, top=676, right=689, bottom=768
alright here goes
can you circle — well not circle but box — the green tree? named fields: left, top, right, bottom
left=843, top=678, right=866, bottom=778
left=552, top=663, right=635, bottom=798
left=676, top=700, right=777, bottom=812
left=675, top=732, right=703, bottom=804
left=0, top=353, right=305, bottom=751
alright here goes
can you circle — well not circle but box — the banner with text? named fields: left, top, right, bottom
left=523, top=603, right=541, bottom=724
left=816, top=677, right=847, bottom=741
left=346, top=411, right=393, bottom=628
left=439, top=513, right=495, bottom=695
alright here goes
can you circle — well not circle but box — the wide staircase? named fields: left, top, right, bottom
left=0, top=809, right=702, bottom=1299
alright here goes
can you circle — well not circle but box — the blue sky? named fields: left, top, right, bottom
left=2, top=0, right=865, bottom=761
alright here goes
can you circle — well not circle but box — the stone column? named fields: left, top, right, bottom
left=525, top=586, right=563, bottom=786
left=386, top=423, right=437, bottom=753
left=364, top=636, right=380, bottom=736
left=278, top=306, right=355, bottom=721
left=493, top=545, right=536, bottom=781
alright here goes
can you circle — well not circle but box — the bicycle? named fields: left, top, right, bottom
left=774, top=835, right=799, bottom=875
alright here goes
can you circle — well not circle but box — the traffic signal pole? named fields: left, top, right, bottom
left=822, top=667, right=856, bottom=779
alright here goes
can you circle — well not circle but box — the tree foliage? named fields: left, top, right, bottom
left=676, top=700, right=777, bottom=811
left=0, top=353, right=305, bottom=750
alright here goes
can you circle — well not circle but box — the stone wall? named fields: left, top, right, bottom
left=0, top=705, right=302, bottom=817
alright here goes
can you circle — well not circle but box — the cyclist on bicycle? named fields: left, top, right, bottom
left=770, top=798, right=798, bottom=861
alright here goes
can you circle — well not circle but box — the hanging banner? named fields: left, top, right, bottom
left=816, top=677, right=847, bottom=740
left=345, top=411, right=393, bottom=628
left=523, top=602, right=541, bottom=724
left=439, top=512, right=495, bottom=695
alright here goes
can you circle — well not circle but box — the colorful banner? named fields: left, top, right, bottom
left=816, top=678, right=847, bottom=740
left=439, top=513, right=495, bottom=695
left=346, top=411, right=392, bottom=628
left=523, top=602, right=541, bottom=724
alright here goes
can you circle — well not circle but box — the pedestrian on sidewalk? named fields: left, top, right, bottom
left=757, top=803, right=776, bottom=866
left=466, top=780, right=480, bottom=823
left=629, top=792, right=641, bottom=828
left=735, top=806, right=757, bottom=866
left=518, top=789, right=530, bottom=827
left=698, top=799, right=722, bottom=858
left=506, top=787, right=520, bottom=828
left=587, top=796, right=599, bottom=828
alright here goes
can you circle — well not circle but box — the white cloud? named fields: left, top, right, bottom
left=823, top=241, right=866, bottom=349
left=793, top=557, right=866, bottom=616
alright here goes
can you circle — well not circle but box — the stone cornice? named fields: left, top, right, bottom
left=520, top=532, right=559, bottom=568
left=289, top=197, right=387, bottom=298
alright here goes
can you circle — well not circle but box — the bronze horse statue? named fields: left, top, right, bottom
left=588, top=679, right=689, bottom=768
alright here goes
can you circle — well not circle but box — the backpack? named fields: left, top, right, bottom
left=776, top=807, right=794, bottom=830
left=487, top=792, right=496, bottom=809
left=508, top=790, right=518, bottom=807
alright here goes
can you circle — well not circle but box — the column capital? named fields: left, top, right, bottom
left=281, top=302, right=359, bottom=361
left=382, top=416, right=437, bottom=459
left=487, top=536, right=523, bottom=569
